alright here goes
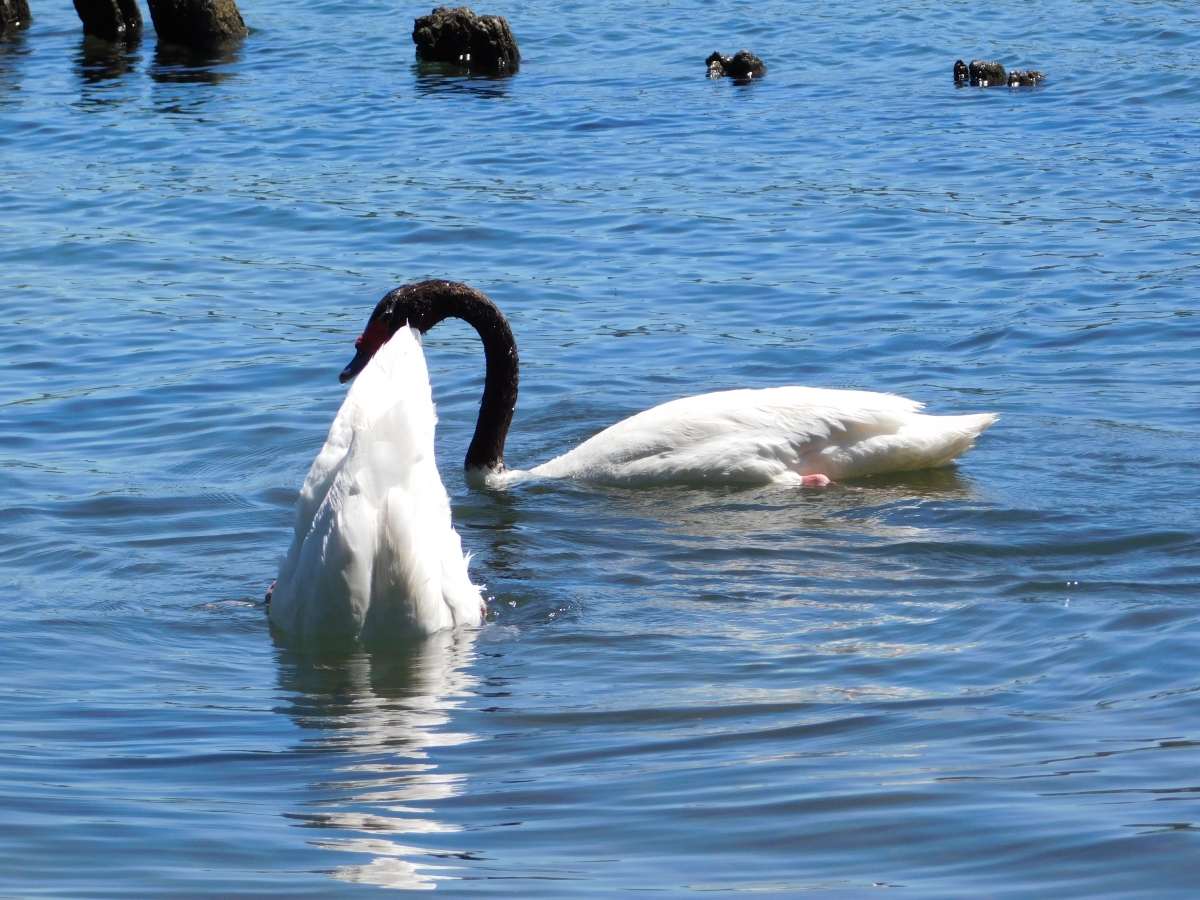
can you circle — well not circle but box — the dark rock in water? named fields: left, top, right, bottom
left=146, top=0, right=247, bottom=48
left=968, top=59, right=1006, bottom=87
left=413, top=6, right=519, bottom=74
left=1, top=0, right=32, bottom=30
left=706, top=50, right=766, bottom=80
left=955, top=57, right=1045, bottom=88
left=1007, top=69, right=1045, bottom=87
left=74, top=0, right=142, bottom=42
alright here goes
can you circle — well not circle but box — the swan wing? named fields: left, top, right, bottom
left=530, top=387, right=995, bottom=485
left=270, top=327, right=483, bottom=638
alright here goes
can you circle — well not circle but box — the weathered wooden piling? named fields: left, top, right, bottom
left=1, top=0, right=32, bottom=30
left=73, top=0, right=142, bottom=43
left=146, top=0, right=247, bottom=48
left=413, top=6, right=519, bottom=74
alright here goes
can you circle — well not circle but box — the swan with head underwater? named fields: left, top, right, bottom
left=269, top=280, right=997, bottom=639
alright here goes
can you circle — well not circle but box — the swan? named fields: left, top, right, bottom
left=338, top=280, right=997, bottom=489
left=268, top=323, right=485, bottom=640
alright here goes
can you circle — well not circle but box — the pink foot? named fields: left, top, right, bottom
left=800, top=474, right=831, bottom=487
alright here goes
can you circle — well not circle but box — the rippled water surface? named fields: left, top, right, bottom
left=3, top=0, right=1200, bottom=895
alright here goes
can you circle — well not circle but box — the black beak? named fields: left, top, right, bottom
left=339, top=349, right=370, bottom=384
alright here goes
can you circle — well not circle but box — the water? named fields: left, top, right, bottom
left=3, top=0, right=1199, bottom=895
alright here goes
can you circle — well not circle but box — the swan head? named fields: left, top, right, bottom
left=339, top=312, right=392, bottom=383
left=339, top=281, right=489, bottom=384
left=338, top=287, right=438, bottom=383
left=337, top=281, right=520, bottom=474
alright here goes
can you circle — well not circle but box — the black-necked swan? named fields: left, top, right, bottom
left=268, top=279, right=996, bottom=638
left=338, top=280, right=996, bottom=489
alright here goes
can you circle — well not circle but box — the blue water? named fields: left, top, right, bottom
left=3, top=0, right=1200, bottom=895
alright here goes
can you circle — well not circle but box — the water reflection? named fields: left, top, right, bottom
left=454, top=485, right=528, bottom=575
left=76, top=35, right=140, bottom=90
left=149, top=40, right=239, bottom=86
left=0, top=24, right=29, bottom=101
left=557, top=465, right=980, bottom=542
left=274, top=629, right=479, bottom=890
left=413, top=60, right=511, bottom=99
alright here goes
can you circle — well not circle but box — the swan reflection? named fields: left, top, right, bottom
left=274, top=629, right=479, bottom=889
left=536, top=464, right=980, bottom=545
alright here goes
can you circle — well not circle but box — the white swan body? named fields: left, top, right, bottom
left=270, top=327, right=484, bottom=640
left=514, top=387, right=996, bottom=486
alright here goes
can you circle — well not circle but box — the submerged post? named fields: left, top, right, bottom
left=73, top=0, right=143, bottom=43
left=413, top=6, right=519, bottom=74
left=145, top=0, right=247, bottom=48
left=1, top=0, right=32, bottom=31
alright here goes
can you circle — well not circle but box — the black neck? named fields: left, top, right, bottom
left=380, top=281, right=519, bottom=472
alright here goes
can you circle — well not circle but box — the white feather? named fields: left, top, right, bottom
left=270, top=327, right=484, bottom=639
left=519, top=386, right=996, bottom=486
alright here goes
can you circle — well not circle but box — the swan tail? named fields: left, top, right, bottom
left=903, top=411, right=997, bottom=467
left=801, top=412, right=997, bottom=480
